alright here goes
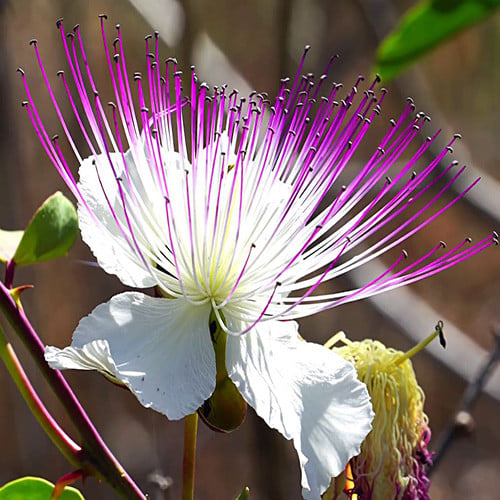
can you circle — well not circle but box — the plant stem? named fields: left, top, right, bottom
left=0, top=280, right=146, bottom=499
left=4, top=259, right=15, bottom=289
left=0, top=323, right=82, bottom=462
left=182, top=412, right=198, bottom=500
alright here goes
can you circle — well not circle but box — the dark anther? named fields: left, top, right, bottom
left=29, top=39, right=38, bottom=46
left=93, top=90, right=99, bottom=97
left=56, top=18, right=64, bottom=28
left=66, top=33, right=75, bottom=40
left=347, top=140, right=353, bottom=148
left=402, top=249, right=408, bottom=258
left=276, top=281, right=282, bottom=287
left=374, top=105, right=381, bottom=115
left=411, top=171, right=417, bottom=179
left=440, top=241, right=447, bottom=248
left=140, top=106, right=149, bottom=113
left=151, top=128, right=158, bottom=135
left=357, top=113, right=363, bottom=120
left=113, top=37, right=120, bottom=47
left=451, top=160, right=459, bottom=166
left=341, top=185, right=347, bottom=191
left=412, top=124, right=420, bottom=130
left=51, top=134, right=59, bottom=141
left=21, top=101, right=28, bottom=107
left=251, top=243, right=256, bottom=249
left=424, top=115, right=431, bottom=122
left=165, top=57, right=178, bottom=64
left=146, top=52, right=155, bottom=59
left=107, top=101, right=116, bottom=109
left=200, top=82, right=210, bottom=90
left=493, top=231, right=499, bottom=239
left=145, top=34, right=153, bottom=41
left=308, top=98, right=316, bottom=104
left=380, top=88, right=388, bottom=94
left=73, top=24, right=80, bottom=31
left=454, top=133, right=462, bottom=139
left=345, top=236, right=351, bottom=243
left=406, top=97, right=414, bottom=104
left=426, top=136, right=432, bottom=142
left=385, top=176, right=392, bottom=184
left=16, top=67, right=25, bottom=75
left=446, top=146, right=454, bottom=153
left=98, top=14, right=108, bottom=19
left=154, top=31, right=159, bottom=38
left=364, top=117, right=371, bottom=124
left=315, top=224, right=323, bottom=230
left=390, top=119, right=397, bottom=127
left=375, top=73, right=381, bottom=82
left=113, top=54, right=120, bottom=62
left=56, top=70, right=64, bottom=76
left=174, top=70, right=183, bottom=77
left=436, top=320, right=446, bottom=347
left=310, top=146, right=317, bottom=153
left=160, top=76, right=166, bottom=84
left=377, top=147, right=385, bottom=154
left=133, top=73, right=142, bottom=80
left=115, top=24, right=121, bottom=30
left=280, top=77, right=290, bottom=84
left=352, top=86, right=358, bottom=94
left=465, top=237, right=472, bottom=243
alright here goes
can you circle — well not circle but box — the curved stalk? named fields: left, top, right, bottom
left=0, top=323, right=82, bottom=463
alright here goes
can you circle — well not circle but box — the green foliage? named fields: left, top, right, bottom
left=0, top=192, right=78, bottom=267
left=375, top=0, right=500, bottom=81
left=0, top=477, right=84, bottom=500
left=235, top=486, right=250, bottom=500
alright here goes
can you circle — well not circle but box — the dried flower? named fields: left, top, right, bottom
left=327, top=330, right=437, bottom=499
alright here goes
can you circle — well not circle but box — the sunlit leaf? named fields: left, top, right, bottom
left=235, top=486, right=250, bottom=500
left=375, top=0, right=500, bottom=81
left=0, top=476, right=84, bottom=500
left=13, top=192, right=78, bottom=267
left=0, top=229, right=23, bottom=263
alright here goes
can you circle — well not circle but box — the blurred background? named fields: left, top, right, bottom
left=0, top=0, right=499, bottom=498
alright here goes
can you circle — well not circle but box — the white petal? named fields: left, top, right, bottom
left=78, top=152, right=157, bottom=288
left=45, top=292, right=215, bottom=420
left=226, top=320, right=373, bottom=499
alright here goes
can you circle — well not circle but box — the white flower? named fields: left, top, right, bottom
left=21, top=18, right=495, bottom=499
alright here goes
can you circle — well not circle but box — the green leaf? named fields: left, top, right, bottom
left=375, top=0, right=500, bottom=81
left=0, top=477, right=84, bottom=500
left=0, top=229, right=24, bottom=263
left=12, top=192, right=78, bottom=267
left=235, top=486, right=250, bottom=500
